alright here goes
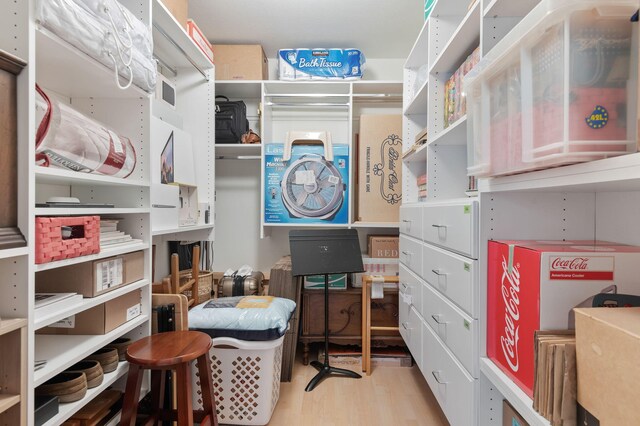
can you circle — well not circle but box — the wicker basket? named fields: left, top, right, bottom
left=175, top=269, right=213, bottom=304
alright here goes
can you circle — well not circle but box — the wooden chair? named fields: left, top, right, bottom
left=152, top=245, right=200, bottom=307
left=361, top=275, right=400, bottom=375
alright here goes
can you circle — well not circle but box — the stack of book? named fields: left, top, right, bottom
left=533, top=330, right=577, bottom=425
left=100, top=219, right=142, bottom=250
left=417, top=174, right=427, bottom=200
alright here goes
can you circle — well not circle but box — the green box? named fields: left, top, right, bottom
left=303, top=274, right=348, bottom=290
left=425, top=0, right=435, bottom=20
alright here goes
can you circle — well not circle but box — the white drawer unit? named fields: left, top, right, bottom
left=422, top=319, right=476, bottom=426
left=400, top=205, right=423, bottom=240
left=422, top=282, right=478, bottom=377
left=422, top=200, right=478, bottom=259
left=399, top=263, right=424, bottom=315
left=399, top=235, right=422, bottom=277
left=422, top=243, right=478, bottom=318
left=400, top=304, right=423, bottom=370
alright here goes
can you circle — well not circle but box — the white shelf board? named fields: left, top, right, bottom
left=215, top=144, right=262, bottom=157
left=34, top=280, right=150, bottom=330
left=0, top=246, right=28, bottom=260
left=41, top=361, right=130, bottom=426
left=0, top=318, right=27, bottom=337
left=34, top=314, right=148, bottom=386
left=152, top=223, right=215, bottom=236
left=405, top=19, right=429, bottom=69
left=484, top=0, right=541, bottom=18
left=430, top=116, right=467, bottom=146
left=480, top=358, right=550, bottom=426
left=403, top=143, right=429, bottom=164
left=152, top=0, right=213, bottom=72
left=263, top=223, right=349, bottom=229
left=35, top=242, right=149, bottom=272
left=35, top=167, right=149, bottom=188
left=352, top=80, right=403, bottom=95
left=479, top=152, right=640, bottom=193
left=430, top=1, right=481, bottom=73
left=263, top=81, right=351, bottom=95
left=35, top=28, right=149, bottom=99
left=35, top=208, right=149, bottom=216
left=404, top=79, right=429, bottom=116
left=0, top=394, right=20, bottom=414
left=351, top=222, right=399, bottom=229
left=216, top=81, right=263, bottom=99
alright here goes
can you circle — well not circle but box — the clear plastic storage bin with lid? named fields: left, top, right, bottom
left=466, top=0, right=638, bottom=177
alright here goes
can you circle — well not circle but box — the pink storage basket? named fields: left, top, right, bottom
left=35, top=216, right=100, bottom=264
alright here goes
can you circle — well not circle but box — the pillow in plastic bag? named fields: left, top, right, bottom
left=188, top=296, right=296, bottom=341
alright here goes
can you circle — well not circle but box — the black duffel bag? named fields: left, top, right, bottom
left=215, top=95, right=249, bottom=144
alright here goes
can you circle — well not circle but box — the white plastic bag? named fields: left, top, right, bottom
left=35, top=0, right=156, bottom=91
left=35, top=85, right=137, bottom=178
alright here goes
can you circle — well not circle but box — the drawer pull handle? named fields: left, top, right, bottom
left=432, top=224, right=447, bottom=228
left=432, top=370, right=448, bottom=384
left=402, top=219, right=411, bottom=223
left=431, top=314, right=448, bottom=325
left=402, top=251, right=412, bottom=257
left=431, top=269, right=447, bottom=276
left=401, top=282, right=409, bottom=291
left=402, top=322, right=409, bottom=330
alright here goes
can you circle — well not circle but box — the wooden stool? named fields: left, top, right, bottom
left=361, top=275, right=400, bottom=375
left=120, top=331, right=218, bottom=426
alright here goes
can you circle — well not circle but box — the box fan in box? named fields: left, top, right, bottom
left=264, top=132, right=349, bottom=225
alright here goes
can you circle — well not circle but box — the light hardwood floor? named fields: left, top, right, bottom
left=268, top=355, right=449, bottom=426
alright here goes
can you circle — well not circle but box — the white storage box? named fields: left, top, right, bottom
left=192, top=335, right=284, bottom=425
left=466, top=0, right=638, bottom=177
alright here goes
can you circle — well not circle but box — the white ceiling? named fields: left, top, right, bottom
left=189, top=0, right=424, bottom=59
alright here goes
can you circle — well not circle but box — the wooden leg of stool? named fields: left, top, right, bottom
left=361, top=281, right=367, bottom=373
left=148, top=369, right=166, bottom=423
left=175, top=362, right=194, bottom=426
left=196, top=354, right=218, bottom=426
left=366, top=283, right=372, bottom=376
left=121, top=363, right=143, bottom=426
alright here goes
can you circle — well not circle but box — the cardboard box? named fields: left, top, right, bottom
left=187, top=20, right=213, bottom=64
left=502, top=400, right=530, bottom=426
left=212, top=45, right=268, bottom=80
left=35, top=251, right=144, bottom=298
left=367, top=235, right=399, bottom=258
left=487, top=240, right=640, bottom=398
left=160, top=0, right=188, bottom=28
left=38, top=290, right=142, bottom=335
left=575, top=307, right=640, bottom=425
left=304, top=274, right=347, bottom=290
left=352, top=256, right=399, bottom=287
left=357, top=115, right=402, bottom=223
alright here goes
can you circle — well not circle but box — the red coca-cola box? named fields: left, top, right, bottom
left=487, top=240, right=640, bottom=397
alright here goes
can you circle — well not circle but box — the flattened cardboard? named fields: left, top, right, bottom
left=35, top=251, right=144, bottom=297
left=159, top=0, right=188, bottom=28
left=502, top=400, right=530, bottom=426
left=367, top=235, right=399, bottom=258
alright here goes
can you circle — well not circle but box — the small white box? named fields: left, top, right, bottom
left=352, top=256, right=399, bottom=287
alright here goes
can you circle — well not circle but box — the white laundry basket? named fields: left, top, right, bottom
left=192, top=335, right=284, bottom=425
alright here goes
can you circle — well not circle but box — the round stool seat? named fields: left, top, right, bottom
left=126, top=330, right=212, bottom=368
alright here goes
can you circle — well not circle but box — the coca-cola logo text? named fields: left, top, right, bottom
left=551, top=257, right=589, bottom=270
left=500, top=256, right=521, bottom=372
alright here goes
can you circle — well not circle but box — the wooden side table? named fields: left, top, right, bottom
left=362, top=276, right=400, bottom=375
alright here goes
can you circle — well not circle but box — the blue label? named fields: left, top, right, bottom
left=279, top=49, right=364, bottom=79
left=585, top=105, right=609, bottom=129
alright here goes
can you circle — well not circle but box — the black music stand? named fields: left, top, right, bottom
left=289, top=229, right=365, bottom=392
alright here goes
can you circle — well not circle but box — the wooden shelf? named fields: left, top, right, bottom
left=404, top=78, right=429, bottom=116
left=0, top=318, right=27, bottom=337
left=0, top=394, right=20, bottom=415
left=215, top=81, right=263, bottom=99
left=403, top=143, right=429, bottom=165
left=429, top=1, right=481, bottom=74
left=430, top=116, right=467, bottom=146
left=41, top=361, right=130, bottom=426
left=215, top=144, right=262, bottom=158
left=34, top=280, right=150, bottom=330
left=405, top=19, right=430, bottom=69
left=35, top=208, right=150, bottom=216
left=152, top=223, right=214, bottom=236
left=35, top=167, right=149, bottom=188
left=480, top=358, right=550, bottom=426
left=35, top=242, right=149, bottom=272
left=34, top=315, right=148, bottom=386
left=351, top=222, right=400, bottom=229
left=484, top=0, right=541, bottom=18
left=0, top=246, right=28, bottom=260
left=35, top=28, right=150, bottom=99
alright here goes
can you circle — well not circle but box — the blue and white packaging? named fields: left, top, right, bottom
left=278, top=48, right=365, bottom=80
left=264, top=143, right=350, bottom=224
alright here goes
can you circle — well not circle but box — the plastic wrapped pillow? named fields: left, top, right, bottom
left=188, top=296, right=296, bottom=341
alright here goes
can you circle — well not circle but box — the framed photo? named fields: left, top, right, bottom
left=161, top=131, right=174, bottom=184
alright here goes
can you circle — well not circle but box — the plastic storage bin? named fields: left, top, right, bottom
left=466, top=0, right=638, bottom=177
left=192, top=335, right=284, bottom=425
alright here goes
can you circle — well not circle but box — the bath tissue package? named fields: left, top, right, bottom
left=278, top=48, right=365, bottom=80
